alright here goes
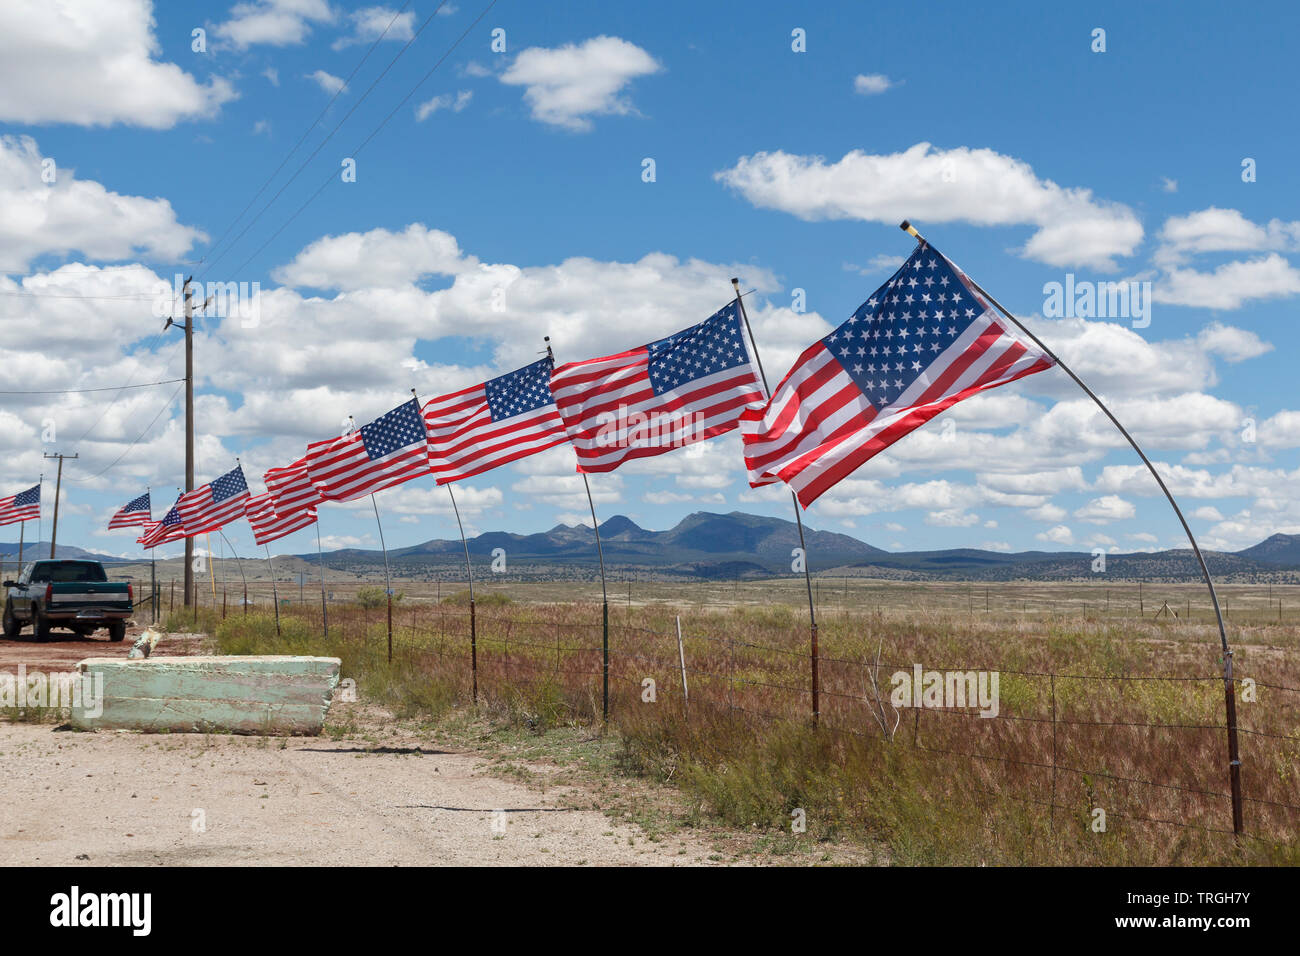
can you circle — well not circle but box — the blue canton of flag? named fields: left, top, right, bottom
left=485, top=357, right=554, bottom=422
left=647, top=302, right=752, bottom=395
left=822, top=247, right=980, bottom=409
left=14, top=487, right=38, bottom=506
left=360, top=399, right=428, bottom=459
left=210, top=468, right=249, bottom=502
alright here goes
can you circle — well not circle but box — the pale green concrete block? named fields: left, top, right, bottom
left=71, top=655, right=342, bottom=735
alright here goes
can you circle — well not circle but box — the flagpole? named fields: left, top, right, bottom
left=315, top=520, right=329, bottom=638
left=445, top=483, right=477, bottom=704
left=582, top=472, right=610, bottom=721
left=899, top=219, right=1244, bottom=835
left=545, top=336, right=611, bottom=720
left=732, top=278, right=820, bottom=726
left=37, top=473, right=42, bottom=557
left=17, top=521, right=24, bottom=569
left=147, top=487, right=156, bottom=625
left=218, top=529, right=247, bottom=616
left=265, top=545, right=281, bottom=637
left=370, top=492, right=393, bottom=664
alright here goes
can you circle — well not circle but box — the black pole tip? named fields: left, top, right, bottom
left=730, top=276, right=739, bottom=284
left=898, top=220, right=911, bottom=231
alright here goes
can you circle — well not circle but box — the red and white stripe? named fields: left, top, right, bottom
left=245, top=493, right=318, bottom=547
left=742, top=267, right=1053, bottom=508
left=550, top=347, right=764, bottom=473
left=107, top=496, right=151, bottom=529
left=177, top=482, right=249, bottom=536
left=423, top=384, right=568, bottom=485
left=264, top=458, right=321, bottom=515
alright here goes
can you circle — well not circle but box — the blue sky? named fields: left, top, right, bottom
left=2, top=0, right=1299, bottom=560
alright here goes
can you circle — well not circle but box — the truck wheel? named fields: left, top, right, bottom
left=1, top=602, right=17, bottom=640
left=33, top=605, right=50, bottom=642
left=108, top=621, right=126, bottom=643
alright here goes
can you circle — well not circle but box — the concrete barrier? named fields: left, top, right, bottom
left=71, top=655, right=342, bottom=735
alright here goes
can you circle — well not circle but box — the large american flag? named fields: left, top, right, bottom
left=107, top=491, right=151, bottom=530
left=177, top=465, right=250, bottom=535
left=549, top=302, right=765, bottom=472
left=245, top=492, right=317, bottom=547
left=423, top=357, right=569, bottom=483
left=741, top=241, right=1054, bottom=507
left=0, top=485, right=40, bottom=526
left=305, top=399, right=432, bottom=502
left=139, top=499, right=187, bottom=549
left=264, top=457, right=321, bottom=515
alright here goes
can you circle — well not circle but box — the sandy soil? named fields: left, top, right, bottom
left=0, top=623, right=767, bottom=866
left=0, top=703, right=728, bottom=867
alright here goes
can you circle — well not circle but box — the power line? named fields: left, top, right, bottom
left=198, top=0, right=456, bottom=280
left=227, top=0, right=499, bottom=279
left=196, top=1, right=415, bottom=271
left=0, top=378, right=184, bottom=395
left=67, top=382, right=185, bottom=483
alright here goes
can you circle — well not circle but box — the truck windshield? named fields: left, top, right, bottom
left=29, top=562, right=108, bottom=583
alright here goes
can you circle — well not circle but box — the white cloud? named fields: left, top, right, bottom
left=333, top=6, right=416, bottom=50
left=0, top=0, right=235, bottom=128
left=1156, top=207, right=1300, bottom=267
left=715, top=143, right=1143, bottom=270
left=1193, top=506, right=1224, bottom=522
left=305, top=69, right=347, bottom=95
left=416, top=90, right=473, bottom=121
left=500, top=36, right=661, bottom=131
left=1154, top=254, right=1300, bottom=310
left=216, top=0, right=335, bottom=49
left=853, top=73, right=895, bottom=95
left=1036, top=525, right=1074, bottom=545
left=1161, top=177, right=1178, bottom=193
left=0, top=136, right=203, bottom=271
left=1073, top=495, right=1136, bottom=524
left=272, top=224, right=478, bottom=291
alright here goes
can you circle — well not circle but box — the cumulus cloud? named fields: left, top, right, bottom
left=272, top=224, right=478, bottom=290
left=0, top=136, right=204, bottom=271
left=715, top=143, right=1143, bottom=270
left=305, top=69, right=347, bottom=95
left=1073, top=495, right=1136, bottom=524
left=1154, top=254, right=1300, bottom=309
left=500, top=36, right=661, bottom=131
left=215, top=0, right=335, bottom=48
left=0, top=0, right=235, bottom=128
left=416, top=90, right=472, bottom=120
left=332, top=6, right=415, bottom=50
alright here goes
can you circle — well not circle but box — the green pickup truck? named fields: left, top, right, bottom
left=2, top=559, right=133, bottom=642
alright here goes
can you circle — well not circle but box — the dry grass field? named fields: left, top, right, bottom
left=130, top=571, right=1300, bottom=866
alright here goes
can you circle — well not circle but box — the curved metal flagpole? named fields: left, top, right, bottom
left=545, top=337, right=611, bottom=720
left=217, top=529, right=248, bottom=616
left=445, top=483, right=477, bottom=703
left=732, top=278, right=820, bottom=725
left=899, top=220, right=1244, bottom=835
left=371, top=492, right=393, bottom=663
left=315, top=520, right=329, bottom=638
left=264, top=544, right=281, bottom=636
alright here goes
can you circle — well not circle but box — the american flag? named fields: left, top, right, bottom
left=423, top=357, right=569, bottom=483
left=549, top=302, right=765, bottom=472
left=0, top=485, right=39, bottom=526
left=176, top=465, right=250, bottom=535
left=264, top=457, right=321, bottom=515
left=139, top=499, right=187, bottom=549
left=245, top=493, right=317, bottom=547
left=741, top=241, right=1055, bottom=507
left=305, top=398, right=431, bottom=502
left=107, top=491, right=151, bottom=530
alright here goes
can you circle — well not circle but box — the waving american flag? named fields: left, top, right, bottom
left=0, top=485, right=40, bottom=526
left=139, top=499, right=187, bottom=549
left=245, top=493, right=317, bottom=547
left=177, top=466, right=250, bottom=535
left=741, top=241, right=1054, bottom=507
left=108, top=491, right=151, bottom=530
left=305, top=399, right=431, bottom=502
left=264, top=457, right=321, bottom=515
left=549, top=302, right=764, bottom=472
left=423, top=357, right=569, bottom=483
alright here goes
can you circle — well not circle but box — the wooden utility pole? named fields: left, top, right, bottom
left=42, top=453, right=77, bottom=558
left=165, top=278, right=197, bottom=606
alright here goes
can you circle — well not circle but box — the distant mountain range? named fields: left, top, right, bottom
left=289, top=512, right=1300, bottom=582
left=9, top=517, right=1300, bottom=582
